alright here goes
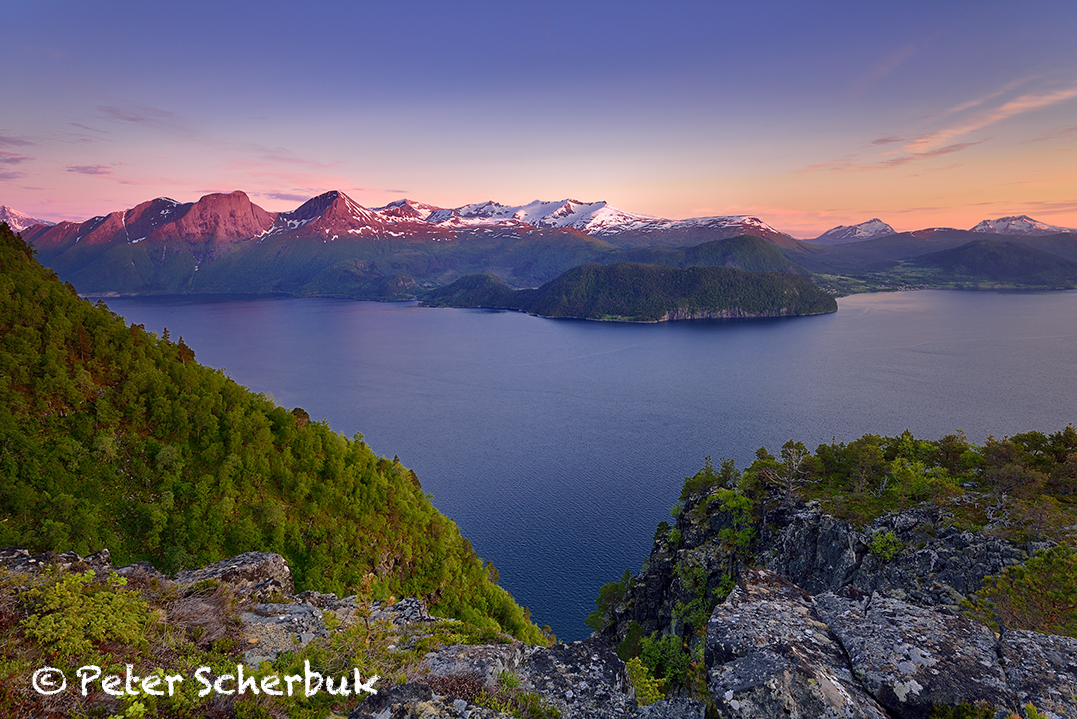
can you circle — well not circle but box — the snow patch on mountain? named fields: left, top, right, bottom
left=811, top=218, right=896, bottom=245
left=970, top=215, right=1075, bottom=236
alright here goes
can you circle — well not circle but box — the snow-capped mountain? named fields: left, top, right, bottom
left=432, top=198, right=794, bottom=247
left=0, top=205, right=54, bottom=232
left=970, top=215, right=1075, bottom=236
left=811, top=219, right=896, bottom=245
left=22, top=190, right=798, bottom=253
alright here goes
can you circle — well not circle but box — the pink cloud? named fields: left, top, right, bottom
left=66, top=165, right=113, bottom=175
left=0, top=151, right=32, bottom=165
left=906, top=84, right=1077, bottom=153
left=0, top=134, right=34, bottom=147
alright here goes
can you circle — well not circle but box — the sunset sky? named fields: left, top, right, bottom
left=3, top=1, right=1076, bottom=237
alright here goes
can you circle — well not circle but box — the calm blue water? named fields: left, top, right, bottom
left=103, top=290, right=1077, bottom=640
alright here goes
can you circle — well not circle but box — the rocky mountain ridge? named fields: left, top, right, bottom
left=16, top=190, right=793, bottom=251
left=10, top=190, right=1077, bottom=248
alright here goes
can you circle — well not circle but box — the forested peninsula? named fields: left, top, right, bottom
left=0, top=222, right=544, bottom=643
left=422, top=262, right=837, bottom=322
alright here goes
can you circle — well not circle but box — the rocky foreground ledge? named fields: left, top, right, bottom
left=4, top=533, right=1076, bottom=719
left=0, top=547, right=702, bottom=719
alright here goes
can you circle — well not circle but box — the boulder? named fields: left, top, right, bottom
left=420, top=643, right=525, bottom=690
left=999, top=629, right=1077, bottom=719
left=174, top=551, right=294, bottom=598
left=346, top=681, right=511, bottom=719
left=705, top=568, right=889, bottom=718
left=515, top=637, right=642, bottom=718
left=814, top=589, right=1010, bottom=718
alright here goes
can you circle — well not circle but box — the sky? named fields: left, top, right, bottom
left=2, top=0, right=1077, bottom=238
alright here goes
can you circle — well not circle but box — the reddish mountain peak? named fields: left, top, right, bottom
left=267, top=190, right=387, bottom=239
left=153, top=191, right=277, bottom=243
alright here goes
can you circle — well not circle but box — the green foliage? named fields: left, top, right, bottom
left=867, top=530, right=904, bottom=562
left=625, top=656, right=664, bottom=706
left=0, top=223, right=544, bottom=645
left=585, top=569, right=633, bottom=632
left=18, top=570, right=153, bottom=659
left=967, top=544, right=1077, bottom=638
left=637, top=631, right=704, bottom=696
left=928, top=701, right=998, bottom=719
left=617, top=620, right=645, bottom=662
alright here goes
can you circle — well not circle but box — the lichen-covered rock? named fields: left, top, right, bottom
left=761, top=503, right=1028, bottom=607
left=705, top=568, right=889, bottom=718
left=0, top=547, right=113, bottom=573
left=346, top=681, right=512, bottom=719
left=999, top=629, right=1077, bottom=719
left=241, top=602, right=329, bottom=665
left=637, top=697, right=706, bottom=719
left=420, top=643, right=525, bottom=690
left=174, top=551, right=294, bottom=598
left=516, top=637, right=639, bottom=718
left=814, top=590, right=1010, bottom=718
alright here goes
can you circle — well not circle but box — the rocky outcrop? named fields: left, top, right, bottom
left=702, top=568, right=1077, bottom=718
left=1, top=547, right=701, bottom=718
left=602, top=484, right=1077, bottom=718
left=705, top=568, right=889, bottom=718
left=174, top=550, right=294, bottom=599
left=999, top=630, right=1077, bottom=719
left=815, top=589, right=1011, bottom=718
left=760, top=502, right=1030, bottom=607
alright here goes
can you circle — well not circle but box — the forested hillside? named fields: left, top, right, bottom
left=425, top=262, right=837, bottom=321
left=0, top=222, right=544, bottom=643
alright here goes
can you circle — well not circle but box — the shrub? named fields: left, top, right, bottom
left=867, top=530, right=903, bottom=562
left=967, top=544, right=1077, bottom=637
left=625, top=656, right=663, bottom=706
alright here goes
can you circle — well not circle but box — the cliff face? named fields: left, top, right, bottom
left=602, top=486, right=1077, bottom=719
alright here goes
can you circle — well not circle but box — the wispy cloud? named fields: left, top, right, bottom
left=852, top=43, right=917, bottom=95
left=98, top=104, right=178, bottom=125
left=0, top=133, right=34, bottom=147
left=870, top=136, right=904, bottom=146
left=0, top=151, right=32, bottom=165
left=880, top=140, right=987, bottom=167
left=264, top=192, right=311, bottom=202
left=1028, top=124, right=1077, bottom=143
left=0, top=171, right=26, bottom=181
left=93, top=102, right=191, bottom=137
left=930, top=78, right=1032, bottom=120
left=906, top=84, right=1077, bottom=153
left=66, top=165, right=113, bottom=175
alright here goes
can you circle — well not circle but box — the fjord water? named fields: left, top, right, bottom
left=105, top=290, right=1077, bottom=641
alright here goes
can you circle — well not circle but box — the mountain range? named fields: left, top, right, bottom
left=7, top=190, right=1077, bottom=296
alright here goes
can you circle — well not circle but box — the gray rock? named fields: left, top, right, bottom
left=999, top=629, right=1077, bottom=719
left=241, top=602, right=328, bottom=664
left=174, top=551, right=294, bottom=598
left=705, top=568, right=889, bottom=718
left=346, top=681, right=512, bottom=718
left=420, top=643, right=525, bottom=690
left=516, top=637, right=640, bottom=718
left=637, top=697, right=706, bottom=719
left=761, top=503, right=1028, bottom=608
left=814, top=590, right=1010, bottom=718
